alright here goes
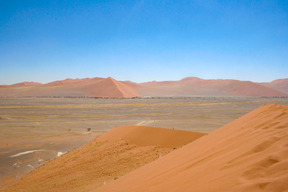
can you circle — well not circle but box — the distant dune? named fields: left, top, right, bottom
left=0, top=77, right=140, bottom=98
left=91, top=104, right=288, bottom=192
left=138, top=77, right=288, bottom=97
left=0, top=77, right=287, bottom=98
left=10, top=82, right=43, bottom=87
left=4, top=126, right=205, bottom=192
left=261, top=78, right=288, bottom=94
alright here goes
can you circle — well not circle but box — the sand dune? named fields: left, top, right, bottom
left=10, top=82, right=42, bottom=87
left=0, top=77, right=140, bottom=98
left=0, top=77, right=287, bottom=97
left=138, top=77, right=287, bottom=97
left=96, top=125, right=205, bottom=148
left=91, top=104, right=288, bottom=192
left=261, top=78, right=288, bottom=94
left=4, top=126, right=205, bottom=192
left=85, top=77, right=141, bottom=98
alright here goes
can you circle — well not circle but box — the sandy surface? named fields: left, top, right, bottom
left=3, top=126, right=205, bottom=192
left=0, top=135, right=97, bottom=189
left=1, top=97, right=288, bottom=190
left=91, top=104, right=288, bottom=192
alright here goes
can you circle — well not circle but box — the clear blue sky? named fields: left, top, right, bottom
left=0, top=0, right=287, bottom=84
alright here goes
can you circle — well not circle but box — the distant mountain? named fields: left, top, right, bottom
left=0, top=77, right=287, bottom=98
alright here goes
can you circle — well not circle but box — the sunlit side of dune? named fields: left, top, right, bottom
left=4, top=126, right=205, bottom=192
left=92, top=104, right=288, bottom=192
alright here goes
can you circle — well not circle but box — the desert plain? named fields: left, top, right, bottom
left=0, top=96, right=288, bottom=191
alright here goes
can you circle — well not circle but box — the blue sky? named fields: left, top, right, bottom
left=0, top=0, right=287, bottom=84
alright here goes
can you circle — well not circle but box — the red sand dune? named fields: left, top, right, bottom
left=44, top=77, right=104, bottom=86
left=4, top=126, right=205, bottom=192
left=261, top=78, right=288, bottom=94
left=138, top=77, right=287, bottom=97
left=0, top=77, right=140, bottom=98
left=92, top=104, right=288, bottom=192
left=0, top=77, right=287, bottom=97
left=10, top=82, right=42, bottom=87
left=96, top=125, right=204, bottom=148
left=85, top=77, right=141, bottom=98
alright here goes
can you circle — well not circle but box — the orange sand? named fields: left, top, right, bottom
left=92, top=104, right=288, bottom=192
left=4, top=126, right=205, bottom=192
left=96, top=125, right=204, bottom=148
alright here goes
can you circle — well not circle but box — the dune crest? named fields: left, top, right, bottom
left=10, top=82, right=42, bottom=87
left=0, top=77, right=287, bottom=97
left=85, top=77, right=141, bottom=98
left=138, top=78, right=287, bottom=97
left=92, top=104, right=288, bottom=192
left=4, top=126, right=205, bottom=192
left=0, top=77, right=140, bottom=98
left=97, top=125, right=205, bottom=148
left=261, top=78, right=288, bottom=94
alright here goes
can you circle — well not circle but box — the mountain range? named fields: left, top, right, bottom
left=0, top=77, right=287, bottom=98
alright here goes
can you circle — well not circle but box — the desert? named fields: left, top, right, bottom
left=1, top=1, right=288, bottom=191
left=1, top=96, right=288, bottom=191
left=91, top=104, right=288, bottom=192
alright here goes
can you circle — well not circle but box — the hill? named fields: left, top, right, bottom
left=4, top=126, right=205, bottom=192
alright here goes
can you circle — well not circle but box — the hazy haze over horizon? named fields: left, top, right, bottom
left=0, top=0, right=287, bottom=84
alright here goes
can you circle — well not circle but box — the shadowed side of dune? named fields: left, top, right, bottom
left=0, top=77, right=141, bottom=98
left=4, top=126, right=205, bottom=192
left=92, top=104, right=288, bottom=192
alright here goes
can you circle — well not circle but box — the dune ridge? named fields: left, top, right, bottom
left=261, top=78, right=288, bottom=94
left=0, top=77, right=140, bottom=98
left=96, top=125, right=205, bottom=148
left=85, top=77, right=140, bottom=98
left=91, top=104, right=288, bottom=192
left=4, top=126, right=205, bottom=192
left=0, top=77, right=287, bottom=98
left=10, top=82, right=42, bottom=87
left=138, top=77, right=287, bottom=97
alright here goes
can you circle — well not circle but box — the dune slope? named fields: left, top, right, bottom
left=85, top=77, right=140, bottom=98
left=261, top=78, right=288, bottom=94
left=96, top=125, right=204, bottom=148
left=92, top=104, right=288, bottom=192
left=0, top=77, right=140, bottom=98
left=4, top=126, right=205, bottom=192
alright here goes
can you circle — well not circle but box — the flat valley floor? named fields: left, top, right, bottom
left=1, top=97, right=288, bottom=189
